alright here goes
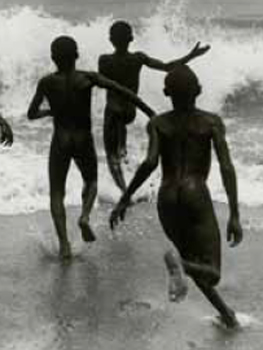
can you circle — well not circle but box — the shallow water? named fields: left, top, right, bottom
left=0, top=203, right=262, bottom=350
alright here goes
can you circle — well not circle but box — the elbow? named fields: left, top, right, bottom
left=220, top=162, right=235, bottom=178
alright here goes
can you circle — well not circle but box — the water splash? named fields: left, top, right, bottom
left=0, top=4, right=263, bottom=213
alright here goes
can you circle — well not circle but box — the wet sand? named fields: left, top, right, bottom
left=0, top=201, right=262, bottom=350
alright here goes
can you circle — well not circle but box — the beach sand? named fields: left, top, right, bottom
left=0, top=201, right=262, bottom=350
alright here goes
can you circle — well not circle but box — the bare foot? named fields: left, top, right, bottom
left=220, top=310, right=240, bottom=329
left=78, top=217, right=96, bottom=243
left=59, top=242, right=72, bottom=261
left=164, top=250, right=188, bottom=302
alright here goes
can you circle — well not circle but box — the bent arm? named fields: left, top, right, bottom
left=110, top=121, right=159, bottom=229
left=27, top=81, right=51, bottom=120
left=142, top=42, right=210, bottom=72
left=91, top=72, right=155, bottom=119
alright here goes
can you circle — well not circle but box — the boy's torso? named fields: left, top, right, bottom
left=152, top=109, right=221, bottom=186
left=41, top=70, right=94, bottom=129
left=99, top=51, right=144, bottom=118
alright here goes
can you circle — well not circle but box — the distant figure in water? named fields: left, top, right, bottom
left=99, top=20, right=210, bottom=194
left=110, top=64, right=243, bottom=328
left=27, top=35, right=154, bottom=260
left=0, top=115, right=13, bottom=146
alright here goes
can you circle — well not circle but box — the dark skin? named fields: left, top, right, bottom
left=110, top=92, right=243, bottom=328
left=28, top=55, right=154, bottom=260
left=0, top=115, right=13, bottom=146
left=99, top=34, right=210, bottom=193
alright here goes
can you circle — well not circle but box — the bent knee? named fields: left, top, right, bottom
left=193, top=265, right=221, bottom=287
left=207, top=268, right=221, bottom=287
left=108, top=155, right=121, bottom=167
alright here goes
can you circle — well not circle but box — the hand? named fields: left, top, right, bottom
left=227, top=216, right=243, bottom=247
left=0, top=118, right=13, bottom=146
left=109, top=198, right=129, bottom=230
left=190, top=42, right=211, bottom=58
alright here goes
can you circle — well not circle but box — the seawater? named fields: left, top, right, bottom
left=0, top=2, right=263, bottom=214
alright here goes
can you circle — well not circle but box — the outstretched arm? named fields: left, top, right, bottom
left=212, top=117, right=243, bottom=247
left=110, top=121, right=159, bottom=229
left=0, top=115, right=13, bottom=146
left=90, top=72, right=155, bottom=119
left=141, top=42, right=210, bottom=72
left=27, top=81, right=52, bottom=120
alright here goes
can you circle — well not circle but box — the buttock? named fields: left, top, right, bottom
left=157, top=183, right=221, bottom=270
left=52, top=128, right=96, bottom=158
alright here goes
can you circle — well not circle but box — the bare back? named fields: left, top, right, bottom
left=40, top=70, right=94, bottom=130
left=152, top=109, right=224, bottom=190
left=99, top=52, right=144, bottom=118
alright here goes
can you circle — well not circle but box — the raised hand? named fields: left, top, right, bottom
left=190, top=41, right=211, bottom=58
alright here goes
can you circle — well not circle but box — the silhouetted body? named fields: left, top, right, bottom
left=99, top=20, right=210, bottom=193
left=110, top=65, right=243, bottom=328
left=154, top=110, right=221, bottom=272
left=28, top=36, right=154, bottom=260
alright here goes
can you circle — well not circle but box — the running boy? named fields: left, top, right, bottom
left=110, top=64, right=243, bottom=328
left=99, top=20, right=210, bottom=193
left=27, top=36, right=154, bottom=260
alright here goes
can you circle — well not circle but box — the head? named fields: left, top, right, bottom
left=109, top=21, right=133, bottom=51
left=51, top=36, right=79, bottom=71
left=164, top=64, right=201, bottom=109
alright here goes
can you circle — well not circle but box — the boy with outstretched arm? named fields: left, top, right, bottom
left=99, top=20, right=210, bottom=194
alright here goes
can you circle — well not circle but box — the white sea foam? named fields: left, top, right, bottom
left=0, top=3, right=263, bottom=213
left=203, top=312, right=262, bottom=329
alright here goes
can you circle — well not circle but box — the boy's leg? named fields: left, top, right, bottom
left=118, top=121, right=127, bottom=159
left=164, top=250, right=238, bottom=328
left=159, top=189, right=239, bottom=328
left=104, top=108, right=126, bottom=193
left=74, top=140, right=98, bottom=243
left=195, top=280, right=238, bottom=328
left=49, top=137, right=71, bottom=259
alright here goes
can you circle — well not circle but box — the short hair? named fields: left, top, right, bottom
left=51, top=36, right=78, bottom=60
left=164, top=64, right=201, bottom=99
left=110, top=21, right=133, bottom=42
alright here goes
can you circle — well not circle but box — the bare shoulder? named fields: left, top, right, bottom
left=150, top=111, right=175, bottom=136
left=133, top=51, right=149, bottom=63
left=75, top=70, right=98, bottom=88
left=39, top=72, right=54, bottom=84
left=99, top=53, right=113, bottom=64
left=196, top=109, right=226, bottom=134
left=37, top=72, right=57, bottom=91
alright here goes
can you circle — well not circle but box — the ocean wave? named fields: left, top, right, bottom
left=0, top=3, right=263, bottom=213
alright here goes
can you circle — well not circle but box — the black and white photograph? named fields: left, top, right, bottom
left=0, top=0, right=261, bottom=349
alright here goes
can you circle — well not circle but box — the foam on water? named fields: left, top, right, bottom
left=0, top=1, right=263, bottom=213
left=203, top=312, right=262, bottom=329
